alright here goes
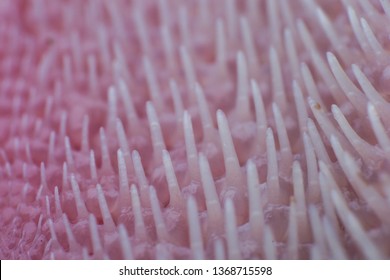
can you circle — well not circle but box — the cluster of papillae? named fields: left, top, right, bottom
left=1, top=0, right=390, bottom=260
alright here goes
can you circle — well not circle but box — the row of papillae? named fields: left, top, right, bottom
left=0, top=0, right=390, bottom=259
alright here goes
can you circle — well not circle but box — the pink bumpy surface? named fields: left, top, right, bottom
left=1, top=0, right=390, bottom=259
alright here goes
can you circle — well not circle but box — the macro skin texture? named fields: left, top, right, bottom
left=1, top=0, right=390, bottom=260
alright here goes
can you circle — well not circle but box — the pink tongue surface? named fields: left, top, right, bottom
left=0, top=0, right=237, bottom=260
left=1, top=0, right=390, bottom=260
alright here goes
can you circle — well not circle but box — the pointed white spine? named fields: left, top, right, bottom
left=246, top=0, right=260, bottom=23
left=187, top=196, right=205, bottom=260
left=81, top=115, right=89, bottom=154
left=54, top=186, right=63, bottom=218
left=88, top=214, right=103, bottom=258
left=266, top=128, right=280, bottom=199
left=263, top=225, right=277, bottom=259
left=334, top=148, right=390, bottom=225
left=198, top=0, right=211, bottom=31
left=62, top=162, right=69, bottom=190
left=161, top=25, right=176, bottom=73
left=62, top=55, right=73, bottom=89
left=116, top=119, right=130, bottom=157
left=215, top=18, right=227, bottom=70
left=303, top=133, right=320, bottom=202
left=352, top=65, right=390, bottom=126
left=272, top=103, right=292, bottom=177
left=292, top=161, right=306, bottom=215
left=48, top=218, right=59, bottom=246
left=149, top=186, right=168, bottom=242
left=180, top=46, right=197, bottom=94
left=380, top=0, right=390, bottom=19
left=213, top=238, right=225, bottom=260
left=70, top=32, right=82, bottom=72
left=132, top=150, right=149, bottom=204
left=331, top=104, right=383, bottom=167
left=38, top=50, right=55, bottom=87
left=97, top=25, right=111, bottom=67
left=240, top=17, right=259, bottom=74
left=269, top=47, right=286, bottom=111
left=246, top=160, right=264, bottom=241
left=155, top=244, right=172, bottom=260
left=64, top=136, right=74, bottom=170
left=308, top=98, right=349, bottom=150
left=293, top=81, right=308, bottom=133
left=96, top=184, right=115, bottom=232
left=308, top=206, right=327, bottom=259
left=367, top=103, right=390, bottom=156
left=5, top=162, right=12, bottom=179
left=352, top=64, right=389, bottom=106
left=307, top=119, right=332, bottom=165
left=298, top=20, right=341, bottom=103
left=225, top=0, right=238, bottom=40
left=147, top=101, right=166, bottom=163
left=327, top=52, right=367, bottom=114
left=360, top=17, right=385, bottom=59
left=89, top=150, right=98, bottom=181
left=134, top=8, right=150, bottom=55
left=70, top=174, right=88, bottom=219
left=82, top=247, right=89, bottom=260
left=143, top=57, right=163, bottom=110
left=34, top=118, right=43, bottom=138
left=347, top=6, right=371, bottom=56
left=179, top=6, right=191, bottom=50
left=170, top=79, right=184, bottom=127
left=318, top=161, right=341, bottom=228
left=62, top=214, right=78, bottom=252
left=224, top=199, right=242, bottom=259
left=331, top=190, right=383, bottom=259
left=113, top=57, right=131, bottom=90
left=217, top=110, right=243, bottom=186
left=33, top=214, right=43, bottom=245
left=157, top=0, right=170, bottom=26
left=22, top=163, right=28, bottom=182
left=13, top=138, right=20, bottom=160
left=162, top=150, right=182, bottom=208
left=45, top=195, right=51, bottom=218
left=40, top=162, right=48, bottom=191
left=301, top=63, right=325, bottom=109
left=99, top=127, right=113, bottom=173
left=47, top=131, right=56, bottom=165
left=322, top=216, right=347, bottom=259
left=117, top=149, right=131, bottom=209
left=57, top=112, right=68, bottom=139
left=87, top=54, right=98, bottom=95
left=287, top=199, right=299, bottom=260
left=117, top=78, right=139, bottom=126
left=130, top=185, right=147, bottom=240
left=235, top=51, right=251, bottom=121
left=267, top=0, right=281, bottom=50
left=284, top=29, right=300, bottom=81
left=199, top=153, right=223, bottom=233
left=183, top=111, right=200, bottom=179
left=358, top=0, right=381, bottom=19
left=118, top=224, right=134, bottom=260
left=36, top=185, right=44, bottom=201
left=25, top=142, right=33, bottom=164
left=251, top=80, right=267, bottom=151
left=107, top=86, right=118, bottom=130
left=195, top=83, right=216, bottom=143
left=317, top=7, right=349, bottom=62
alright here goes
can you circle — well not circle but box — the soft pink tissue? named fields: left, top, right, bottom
left=0, top=0, right=390, bottom=260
